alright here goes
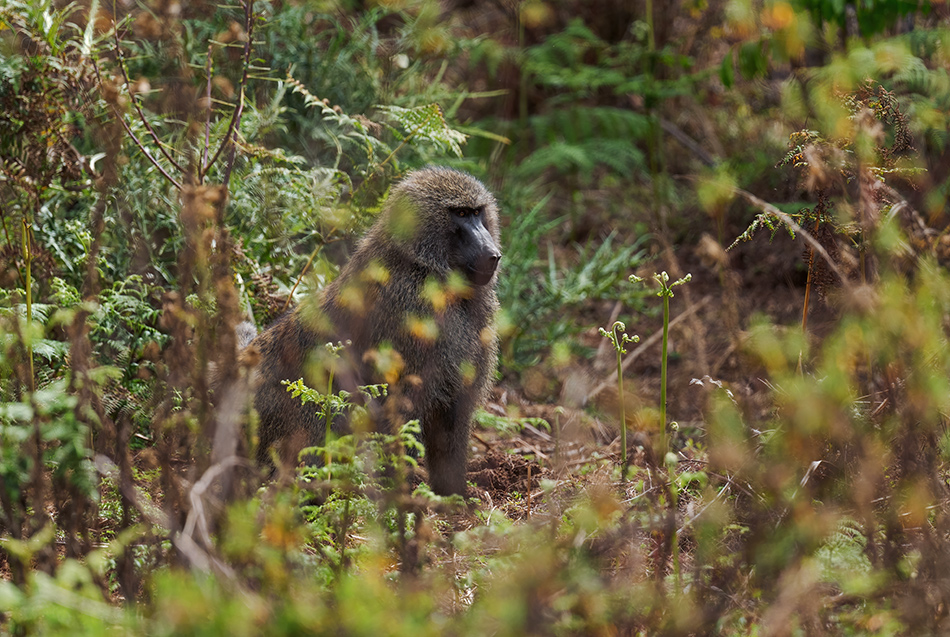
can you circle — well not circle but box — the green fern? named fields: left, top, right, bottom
left=377, top=104, right=467, bottom=158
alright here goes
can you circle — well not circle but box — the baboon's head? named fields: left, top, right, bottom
left=380, top=166, right=501, bottom=286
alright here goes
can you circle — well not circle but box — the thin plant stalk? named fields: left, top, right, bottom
left=634, top=271, right=689, bottom=593
left=322, top=340, right=350, bottom=474
left=799, top=216, right=822, bottom=374
left=616, top=344, right=627, bottom=473
left=21, top=218, right=34, bottom=392
left=324, top=364, right=335, bottom=471
left=670, top=467, right=681, bottom=592
left=599, top=321, right=638, bottom=480
left=645, top=0, right=656, bottom=51
left=659, top=291, right=670, bottom=455
left=632, top=271, right=691, bottom=459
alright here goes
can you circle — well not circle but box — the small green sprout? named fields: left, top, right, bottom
left=630, top=272, right=691, bottom=457
left=630, top=271, right=692, bottom=298
left=599, top=320, right=640, bottom=479
left=325, top=340, right=350, bottom=356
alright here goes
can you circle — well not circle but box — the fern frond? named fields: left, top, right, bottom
left=376, top=104, right=467, bottom=157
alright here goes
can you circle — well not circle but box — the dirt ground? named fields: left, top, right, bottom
left=464, top=221, right=841, bottom=514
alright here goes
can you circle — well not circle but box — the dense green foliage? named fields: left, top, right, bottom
left=3, top=0, right=950, bottom=634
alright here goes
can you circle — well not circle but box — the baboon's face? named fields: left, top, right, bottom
left=447, top=204, right=501, bottom=286
left=382, top=167, right=502, bottom=284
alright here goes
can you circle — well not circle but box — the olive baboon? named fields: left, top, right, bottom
left=247, top=166, right=502, bottom=495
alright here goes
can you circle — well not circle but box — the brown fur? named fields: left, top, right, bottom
left=247, top=167, right=501, bottom=495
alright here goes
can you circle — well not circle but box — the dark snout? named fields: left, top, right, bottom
left=470, top=248, right=501, bottom=286
left=456, top=216, right=501, bottom=286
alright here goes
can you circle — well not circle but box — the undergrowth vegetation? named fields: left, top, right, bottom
left=3, top=0, right=950, bottom=634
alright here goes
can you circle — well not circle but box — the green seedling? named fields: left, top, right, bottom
left=630, top=272, right=690, bottom=594
left=599, top=320, right=639, bottom=478
left=630, top=272, right=691, bottom=458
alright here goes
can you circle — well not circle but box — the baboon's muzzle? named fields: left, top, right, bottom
left=469, top=248, right=501, bottom=286
left=458, top=217, right=501, bottom=286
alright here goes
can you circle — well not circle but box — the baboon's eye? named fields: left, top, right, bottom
left=450, top=206, right=471, bottom=217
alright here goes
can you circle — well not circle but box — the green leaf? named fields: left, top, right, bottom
left=720, top=49, right=735, bottom=88
left=738, top=41, right=768, bottom=80
left=376, top=104, right=467, bottom=157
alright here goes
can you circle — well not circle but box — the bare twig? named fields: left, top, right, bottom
left=705, top=471, right=761, bottom=502
left=522, top=420, right=552, bottom=442
left=659, top=117, right=716, bottom=167
left=732, top=187, right=850, bottom=287
left=510, top=437, right=549, bottom=459
left=201, top=44, right=214, bottom=179
left=109, top=4, right=185, bottom=175
left=204, top=0, right=255, bottom=187
left=283, top=241, right=323, bottom=312
left=773, top=459, right=825, bottom=530
left=526, top=465, right=532, bottom=517
left=98, top=454, right=239, bottom=576
left=471, top=431, right=493, bottom=449
left=677, top=479, right=732, bottom=535
left=94, top=454, right=169, bottom=530
left=879, top=183, right=937, bottom=240
left=91, top=57, right=183, bottom=191
left=182, top=456, right=246, bottom=548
